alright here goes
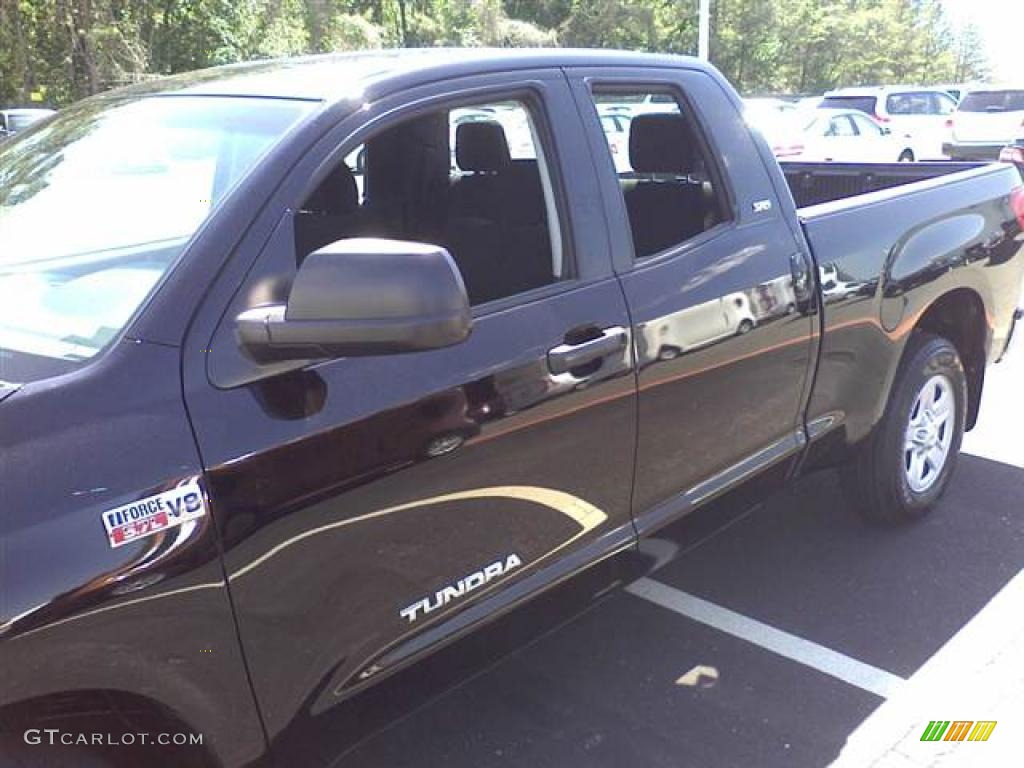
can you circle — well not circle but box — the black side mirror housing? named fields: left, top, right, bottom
left=236, top=238, right=472, bottom=361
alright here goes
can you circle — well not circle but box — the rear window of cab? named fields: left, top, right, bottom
left=818, top=96, right=877, bottom=115
left=959, top=90, right=1024, bottom=113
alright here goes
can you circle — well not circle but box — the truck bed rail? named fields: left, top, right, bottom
left=781, top=161, right=986, bottom=208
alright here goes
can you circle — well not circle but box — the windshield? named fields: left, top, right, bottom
left=0, top=95, right=313, bottom=383
left=958, top=90, right=1024, bottom=112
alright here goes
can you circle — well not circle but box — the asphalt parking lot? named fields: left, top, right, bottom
left=334, top=352, right=1023, bottom=768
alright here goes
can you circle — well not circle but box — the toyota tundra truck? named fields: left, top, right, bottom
left=1, top=49, right=1022, bottom=767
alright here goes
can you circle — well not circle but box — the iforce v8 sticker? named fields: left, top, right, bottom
left=100, top=478, right=207, bottom=548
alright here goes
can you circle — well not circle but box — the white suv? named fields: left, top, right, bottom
left=945, top=87, right=1024, bottom=161
left=819, top=86, right=958, bottom=160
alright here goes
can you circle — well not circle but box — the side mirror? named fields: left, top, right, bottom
left=236, top=238, right=472, bottom=361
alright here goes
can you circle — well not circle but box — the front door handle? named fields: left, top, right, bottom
left=548, top=326, right=628, bottom=375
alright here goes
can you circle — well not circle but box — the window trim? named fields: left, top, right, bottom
left=584, top=81, right=737, bottom=264
left=294, top=84, right=579, bottom=317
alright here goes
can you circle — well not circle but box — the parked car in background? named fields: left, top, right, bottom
left=819, top=86, right=957, bottom=159
left=945, top=86, right=1024, bottom=161
left=597, top=91, right=677, bottom=118
left=999, top=136, right=1024, bottom=167
left=763, top=108, right=915, bottom=162
left=637, top=292, right=757, bottom=362
left=796, top=95, right=823, bottom=111
left=743, top=97, right=805, bottom=137
left=0, top=108, right=55, bottom=138
left=599, top=112, right=632, bottom=172
left=744, top=97, right=800, bottom=120
left=935, top=83, right=982, bottom=103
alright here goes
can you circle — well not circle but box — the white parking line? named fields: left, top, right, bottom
left=625, top=577, right=906, bottom=699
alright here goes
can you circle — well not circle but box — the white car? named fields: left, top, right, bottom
left=819, top=86, right=958, bottom=160
left=764, top=109, right=915, bottom=163
left=744, top=97, right=800, bottom=121
left=945, top=86, right=1024, bottom=161
left=599, top=112, right=632, bottom=173
left=598, top=92, right=678, bottom=118
left=934, top=83, right=983, bottom=103
left=638, top=292, right=756, bottom=361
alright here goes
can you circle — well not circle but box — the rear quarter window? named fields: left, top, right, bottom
left=959, top=91, right=1024, bottom=112
left=885, top=92, right=934, bottom=115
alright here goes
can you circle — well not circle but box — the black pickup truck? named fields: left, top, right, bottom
left=1, top=50, right=1022, bottom=767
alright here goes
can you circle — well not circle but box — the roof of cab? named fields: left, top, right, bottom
left=98, top=48, right=712, bottom=104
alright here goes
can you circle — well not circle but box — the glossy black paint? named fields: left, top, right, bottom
left=2, top=49, right=1022, bottom=768
left=796, top=163, right=1024, bottom=459
left=181, top=68, right=640, bottom=764
left=567, top=67, right=818, bottom=530
left=0, top=341, right=266, bottom=766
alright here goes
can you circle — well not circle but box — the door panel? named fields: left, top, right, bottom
left=623, top=224, right=814, bottom=525
left=182, top=71, right=637, bottom=764
left=198, top=284, right=635, bottom=739
left=568, top=67, right=816, bottom=532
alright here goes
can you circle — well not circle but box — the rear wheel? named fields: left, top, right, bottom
left=841, top=332, right=966, bottom=524
left=898, top=149, right=915, bottom=162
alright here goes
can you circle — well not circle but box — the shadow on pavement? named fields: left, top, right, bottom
left=333, top=454, right=1023, bottom=768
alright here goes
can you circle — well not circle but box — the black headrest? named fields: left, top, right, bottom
left=456, top=121, right=511, bottom=173
left=629, top=113, right=697, bottom=174
left=304, top=163, right=358, bottom=215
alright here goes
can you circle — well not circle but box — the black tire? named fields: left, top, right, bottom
left=737, top=319, right=754, bottom=335
left=841, top=332, right=967, bottom=524
left=898, top=150, right=914, bottom=162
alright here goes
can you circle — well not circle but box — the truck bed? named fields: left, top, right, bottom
left=781, top=161, right=987, bottom=208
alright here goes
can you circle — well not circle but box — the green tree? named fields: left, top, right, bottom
left=953, top=21, right=989, bottom=82
left=0, top=0, right=993, bottom=106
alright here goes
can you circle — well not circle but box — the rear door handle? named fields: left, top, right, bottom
left=548, top=326, right=628, bottom=375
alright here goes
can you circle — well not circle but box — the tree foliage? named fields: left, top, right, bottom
left=0, top=0, right=989, bottom=106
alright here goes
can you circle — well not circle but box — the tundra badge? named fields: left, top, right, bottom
left=400, top=554, right=523, bottom=623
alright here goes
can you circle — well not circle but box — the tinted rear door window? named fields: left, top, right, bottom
left=589, top=87, right=731, bottom=259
